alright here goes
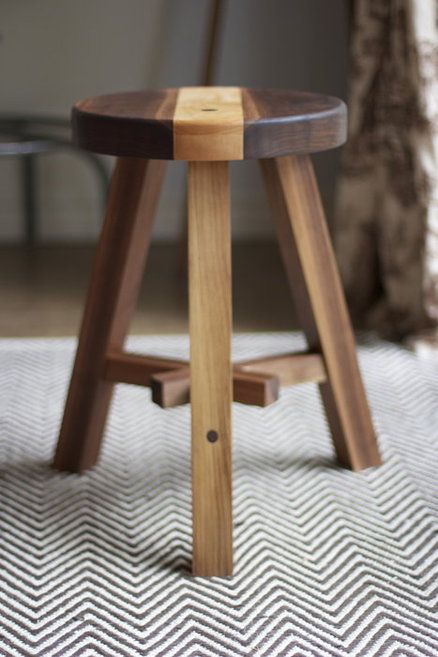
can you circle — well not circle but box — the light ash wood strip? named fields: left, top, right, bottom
left=174, top=87, right=244, bottom=161
left=188, top=161, right=233, bottom=576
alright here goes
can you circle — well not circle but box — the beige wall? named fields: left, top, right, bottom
left=0, top=0, right=348, bottom=242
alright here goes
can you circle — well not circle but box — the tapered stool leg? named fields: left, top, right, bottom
left=188, top=161, right=233, bottom=576
left=53, top=157, right=166, bottom=472
left=261, top=155, right=381, bottom=471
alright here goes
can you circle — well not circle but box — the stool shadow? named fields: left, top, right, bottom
left=235, top=452, right=342, bottom=473
left=1, top=450, right=344, bottom=577
left=0, top=456, right=192, bottom=577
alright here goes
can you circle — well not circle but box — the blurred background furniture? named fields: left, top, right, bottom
left=0, top=115, right=109, bottom=245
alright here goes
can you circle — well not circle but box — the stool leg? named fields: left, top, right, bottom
left=188, top=161, right=233, bottom=576
left=53, top=157, right=166, bottom=472
left=261, top=155, right=381, bottom=471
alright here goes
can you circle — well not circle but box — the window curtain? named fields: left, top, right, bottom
left=334, top=0, right=438, bottom=341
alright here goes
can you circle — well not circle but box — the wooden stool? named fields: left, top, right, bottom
left=53, top=87, right=381, bottom=577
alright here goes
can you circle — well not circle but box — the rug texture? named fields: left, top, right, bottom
left=0, top=333, right=437, bottom=657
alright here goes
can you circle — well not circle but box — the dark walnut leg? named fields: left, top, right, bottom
left=261, top=155, right=381, bottom=471
left=53, top=157, right=166, bottom=472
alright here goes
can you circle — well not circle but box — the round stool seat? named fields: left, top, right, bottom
left=72, top=87, right=347, bottom=161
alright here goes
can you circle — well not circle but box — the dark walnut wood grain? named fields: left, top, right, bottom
left=72, top=87, right=346, bottom=161
left=72, top=89, right=178, bottom=160
left=241, top=89, right=346, bottom=158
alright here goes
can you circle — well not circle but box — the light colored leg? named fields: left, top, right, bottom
left=188, top=161, right=233, bottom=576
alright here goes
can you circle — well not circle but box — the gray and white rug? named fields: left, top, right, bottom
left=0, top=333, right=437, bottom=657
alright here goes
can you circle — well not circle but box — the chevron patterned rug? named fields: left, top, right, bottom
left=0, top=333, right=437, bottom=657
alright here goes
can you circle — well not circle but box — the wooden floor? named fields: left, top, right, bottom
left=0, top=243, right=297, bottom=337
